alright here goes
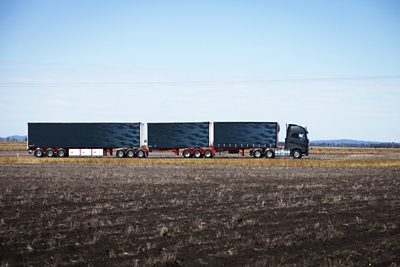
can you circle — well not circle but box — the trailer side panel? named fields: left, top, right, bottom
left=148, top=122, right=209, bottom=149
left=28, top=123, right=140, bottom=148
left=213, top=122, right=279, bottom=149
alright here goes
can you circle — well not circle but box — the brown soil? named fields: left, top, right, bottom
left=0, top=164, right=399, bottom=266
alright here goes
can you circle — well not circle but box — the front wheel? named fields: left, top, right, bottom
left=292, top=149, right=302, bottom=159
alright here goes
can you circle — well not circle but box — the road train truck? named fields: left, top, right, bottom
left=27, top=121, right=309, bottom=159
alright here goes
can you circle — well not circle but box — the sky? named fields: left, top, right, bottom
left=0, top=0, right=399, bottom=141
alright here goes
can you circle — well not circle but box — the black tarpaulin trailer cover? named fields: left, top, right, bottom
left=148, top=122, right=209, bottom=149
left=28, top=123, right=140, bottom=148
left=213, top=122, right=279, bottom=148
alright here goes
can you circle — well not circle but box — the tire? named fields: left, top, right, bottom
left=204, top=150, right=213, bottom=158
left=182, top=149, right=192, bottom=158
left=34, top=148, right=44, bottom=157
left=136, top=150, right=146, bottom=158
left=265, top=150, right=275, bottom=159
left=57, top=149, right=67, bottom=158
left=116, top=150, right=125, bottom=158
left=126, top=149, right=135, bottom=158
left=253, top=149, right=263, bottom=158
left=292, top=149, right=302, bottom=159
left=193, top=149, right=202, bottom=158
left=46, top=148, right=55, bottom=157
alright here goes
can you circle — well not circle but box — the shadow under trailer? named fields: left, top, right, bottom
left=27, top=122, right=309, bottom=159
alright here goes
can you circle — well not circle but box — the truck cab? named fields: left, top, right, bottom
left=284, top=124, right=309, bottom=158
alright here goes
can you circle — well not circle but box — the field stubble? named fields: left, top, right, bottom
left=0, top=161, right=399, bottom=266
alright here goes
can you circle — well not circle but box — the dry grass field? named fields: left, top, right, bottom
left=0, top=141, right=26, bottom=151
left=0, top=144, right=400, bottom=266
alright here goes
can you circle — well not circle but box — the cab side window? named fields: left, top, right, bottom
left=291, top=133, right=306, bottom=140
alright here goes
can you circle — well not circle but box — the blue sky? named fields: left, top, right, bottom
left=0, top=0, right=399, bottom=141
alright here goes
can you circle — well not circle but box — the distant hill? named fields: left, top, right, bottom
left=0, top=135, right=27, bottom=142
left=311, top=139, right=378, bottom=145
left=310, top=139, right=400, bottom=148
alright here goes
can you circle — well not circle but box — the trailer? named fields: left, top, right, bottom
left=27, top=121, right=309, bottom=159
left=147, top=122, right=215, bottom=158
left=213, top=121, right=278, bottom=152
left=27, top=123, right=148, bottom=158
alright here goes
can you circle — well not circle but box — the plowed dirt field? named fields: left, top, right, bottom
left=0, top=150, right=400, bottom=266
left=1, top=159, right=399, bottom=266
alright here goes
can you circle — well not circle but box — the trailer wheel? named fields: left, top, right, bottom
left=265, top=150, right=275, bottom=159
left=253, top=149, right=263, bottom=158
left=136, top=149, right=146, bottom=158
left=126, top=149, right=135, bottom=158
left=34, top=148, right=44, bottom=157
left=46, top=148, right=55, bottom=157
left=57, top=148, right=67, bottom=158
left=292, top=149, right=302, bottom=159
left=116, top=150, right=125, bottom=158
left=182, top=149, right=192, bottom=158
left=204, top=150, right=213, bottom=158
left=193, top=149, right=202, bottom=158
